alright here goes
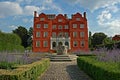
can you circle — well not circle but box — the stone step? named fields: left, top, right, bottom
left=50, top=55, right=72, bottom=61
left=50, top=58, right=72, bottom=61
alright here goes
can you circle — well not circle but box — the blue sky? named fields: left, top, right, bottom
left=0, top=0, right=120, bottom=36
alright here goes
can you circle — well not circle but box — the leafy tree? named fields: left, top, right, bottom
left=92, top=32, right=107, bottom=47
left=27, top=27, right=33, bottom=46
left=13, top=26, right=30, bottom=48
left=103, top=37, right=113, bottom=45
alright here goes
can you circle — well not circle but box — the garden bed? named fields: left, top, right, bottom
left=0, top=58, right=50, bottom=80
left=77, top=56, right=120, bottom=80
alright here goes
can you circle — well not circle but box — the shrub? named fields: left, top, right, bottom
left=77, top=57, right=120, bottom=80
left=0, top=58, right=50, bottom=80
left=0, top=62, right=15, bottom=70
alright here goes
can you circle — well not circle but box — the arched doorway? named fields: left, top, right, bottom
left=65, top=41, right=69, bottom=47
left=52, top=42, right=56, bottom=49
left=58, top=42, right=63, bottom=46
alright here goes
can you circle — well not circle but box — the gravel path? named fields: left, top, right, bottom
left=38, top=60, right=92, bottom=80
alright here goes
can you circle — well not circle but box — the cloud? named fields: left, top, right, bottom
left=65, top=0, right=120, bottom=12
left=8, top=25, right=17, bottom=29
left=0, top=1, right=23, bottom=18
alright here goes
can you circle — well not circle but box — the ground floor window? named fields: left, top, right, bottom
left=36, top=41, right=40, bottom=47
left=43, top=41, right=48, bottom=47
left=73, top=41, right=78, bottom=47
left=80, top=41, right=85, bottom=47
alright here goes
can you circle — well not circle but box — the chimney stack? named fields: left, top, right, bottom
left=34, top=11, right=37, bottom=17
left=84, top=12, right=86, bottom=18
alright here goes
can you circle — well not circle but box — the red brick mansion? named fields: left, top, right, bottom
left=32, top=11, right=89, bottom=53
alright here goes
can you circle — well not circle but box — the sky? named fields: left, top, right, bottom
left=0, top=0, right=120, bottom=37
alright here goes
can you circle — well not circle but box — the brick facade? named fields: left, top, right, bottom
left=32, top=11, right=89, bottom=53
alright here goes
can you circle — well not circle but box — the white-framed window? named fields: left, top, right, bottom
left=76, top=18, right=80, bottom=21
left=40, top=18, right=45, bottom=21
left=80, top=32, right=85, bottom=37
left=73, top=32, right=77, bottom=37
left=43, top=32, right=48, bottom=37
left=73, top=24, right=77, bottom=28
left=58, top=19, right=62, bottom=22
left=36, top=32, right=40, bottom=37
left=43, top=41, right=48, bottom=47
left=44, top=24, right=48, bottom=28
left=64, top=25, right=69, bottom=29
left=52, top=32, right=56, bottom=38
left=52, top=25, right=56, bottom=29
left=36, top=24, right=41, bottom=28
left=65, top=32, right=69, bottom=38
left=81, top=40, right=85, bottom=47
left=58, top=25, right=62, bottom=29
left=80, top=24, right=84, bottom=28
left=73, top=41, right=78, bottom=47
left=36, top=41, right=40, bottom=47
left=58, top=32, right=63, bottom=37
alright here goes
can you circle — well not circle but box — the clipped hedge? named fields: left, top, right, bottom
left=0, top=58, right=50, bottom=80
left=77, top=57, right=120, bottom=80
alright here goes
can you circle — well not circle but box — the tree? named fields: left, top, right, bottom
left=27, top=27, right=33, bottom=47
left=13, top=26, right=30, bottom=48
left=92, top=32, right=107, bottom=47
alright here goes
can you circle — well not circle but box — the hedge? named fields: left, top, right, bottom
left=77, top=57, right=120, bottom=80
left=0, top=58, right=50, bottom=80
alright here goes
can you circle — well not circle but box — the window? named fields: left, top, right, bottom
left=73, top=32, right=77, bottom=37
left=81, top=41, right=85, bottom=47
left=65, top=32, right=69, bottom=38
left=52, top=42, right=56, bottom=49
left=73, top=41, right=78, bottom=47
left=52, top=32, right=56, bottom=38
left=36, top=24, right=41, bottom=28
left=80, top=32, right=85, bottom=37
left=44, top=24, right=48, bottom=28
left=43, top=41, right=48, bottom=47
left=58, top=19, right=62, bottom=22
left=73, top=24, right=77, bottom=28
left=36, top=32, right=40, bottom=37
left=58, top=32, right=63, bottom=37
left=36, top=41, right=40, bottom=47
left=40, top=18, right=45, bottom=21
left=58, top=25, right=62, bottom=29
left=64, top=25, right=69, bottom=29
left=43, top=32, right=48, bottom=37
left=52, top=25, right=56, bottom=29
left=76, top=18, right=80, bottom=21
left=80, top=24, right=84, bottom=28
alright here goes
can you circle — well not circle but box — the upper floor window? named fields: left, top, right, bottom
left=52, top=25, right=56, bottom=29
left=73, top=41, right=78, bottom=47
left=81, top=40, right=85, bottom=47
left=52, top=32, right=56, bottom=38
left=73, top=32, right=77, bottom=38
left=58, top=19, right=62, bottom=22
left=58, top=25, right=62, bottom=29
left=43, top=41, right=48, bottom=47
left=43, top=32, right=48, bottom=37
left=64, top=25, right=69, bottom=29
left=73, top=24, right=77, bottom=28
left=36, top=24, right=41, bottom=28
left=80, top=32, right=85, bottom=37
left=40, top=18, right=45, bottom=21
left=44, top=24, right=48, bottom=28
left=36, top=41, right=40, bottom=47
left=76, top=18, right=80, bottom=21
left=36, top=32, right=40, bottom=37
left=80, top=24, right=84, bottom=28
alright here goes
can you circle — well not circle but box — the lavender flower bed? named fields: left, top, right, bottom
left=92, top=48, right=120, bottom=63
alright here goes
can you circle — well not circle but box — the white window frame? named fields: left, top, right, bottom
left=36, top=32, right=40, bottom=37
left=73, top=24, right=77, bottom=28
left=58, top=25, right=62, bottom=29
left=36, top=24, right=41, bottom=28
left=80, top=24, right=84, bottom=28
left=73, top=32, right=77, bottom=37
left=40, top=18, right=45, bottom=21
left=73, top=41, right=78, bottom=47
left=36, top=41, right=40, bottom=47
left=43, top=41, right=48, bottom=47
left=80, top=32, right=85, bottom=37
left=44, top=24, right=48, bottom=28
left=52, top=25, right=56, bottom=29
left=81, top=40, right=85, bottom=47
left=64, top=25, right=69, bottom=29
left=52, top=32, right=56, bottom=38
left=43, top=32, right=48, bottom=37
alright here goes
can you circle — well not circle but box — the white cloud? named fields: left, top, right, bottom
left=8, top=25, right=17, bottom=29
left=65, top=0, right=120, bottom=12
left=0, top=1, right=23, bottom=18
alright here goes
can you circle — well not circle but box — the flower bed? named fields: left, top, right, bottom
left=0, top=58, right=50, bottom=80
left=77, top=56, right=120, bottom=80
